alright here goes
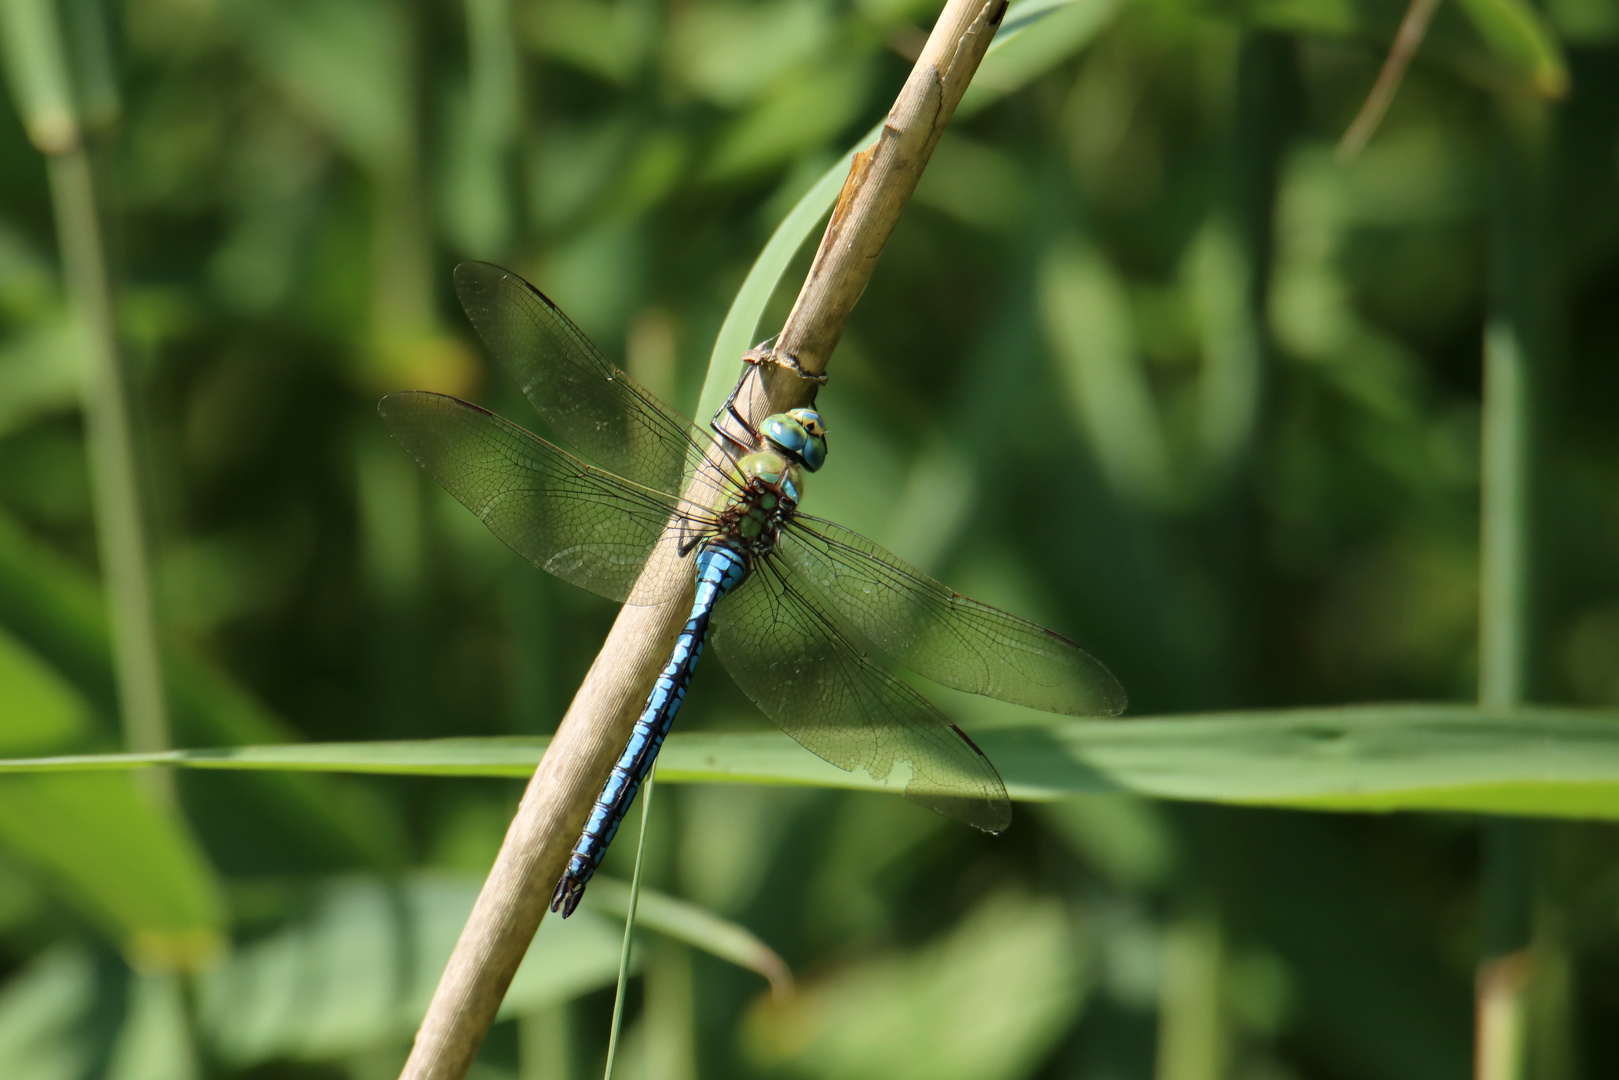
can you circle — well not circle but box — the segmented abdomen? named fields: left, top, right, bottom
left=551, top=543, right=748, bottom=916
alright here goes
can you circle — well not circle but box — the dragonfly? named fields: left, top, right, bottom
left=380, top=263, right=1126, bottom=917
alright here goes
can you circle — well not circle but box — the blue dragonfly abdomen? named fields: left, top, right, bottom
left=551, top=542, right=749, bottom=917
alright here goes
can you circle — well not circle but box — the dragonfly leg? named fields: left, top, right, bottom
left=709, top=339, right=828, bottom=453
left=710, top=344, right=771, bottom=454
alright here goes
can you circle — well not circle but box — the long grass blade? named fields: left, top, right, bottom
left=9, top=706, right=1619, bottom=821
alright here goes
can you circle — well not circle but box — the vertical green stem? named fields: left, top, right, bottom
left=4, top=0, right=171, bottom=761
left=1475, top=96, right=1549, bottom=1080
left=1155, top=913, right=1226, bottom=1080
left=1205, top=29, right=1296, bottom=705
left=47, top=149, right=172, bottom=763
left=1479, top=316, right=1532, bottom=711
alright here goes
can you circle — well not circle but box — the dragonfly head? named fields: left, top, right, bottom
left=761, top=408, right=828, bottom=472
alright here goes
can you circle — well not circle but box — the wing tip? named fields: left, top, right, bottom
left=1096, top=677, right=1129, bottom=718
left=1055, top=652, right=1128, bottom=719
left=452, top=259, right=500, bottom=284
left=377, top=389, right=423, bottom=424
left=912, top=729, right=1013, bottom=833
left=976, top=797, right=1014, bottom=834
left=451, top=260, right=491, bottom=300
left=907, top=788, right=1013, bottom=834
left=378, top=389, right=492, bottom=417
left=454, top=260, right=566, bottom=314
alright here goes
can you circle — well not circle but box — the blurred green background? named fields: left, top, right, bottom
left=0, top=0, right=1617, bottom=1076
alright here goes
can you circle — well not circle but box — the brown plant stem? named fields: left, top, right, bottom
left=1335, top=0, right=1442, bottom=162
left=395, top=1, right=1007, bottom=1077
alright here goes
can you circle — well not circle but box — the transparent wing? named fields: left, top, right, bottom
left=709, top=557, right=1011, bottom=833
left=780, top=517, right=1126, bottom=717
left=380, top=391, right=711, bottom=605
left=453, top=262, right=735, bottom=503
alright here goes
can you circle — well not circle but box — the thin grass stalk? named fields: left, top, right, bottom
left=601, top=773, right=654, bottom=1080
left=395, top=3, right=1008, bottom=1076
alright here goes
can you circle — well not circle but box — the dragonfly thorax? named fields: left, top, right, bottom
left=716, top=449, right=801, bottom=558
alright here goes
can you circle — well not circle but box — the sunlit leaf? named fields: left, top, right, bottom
left=0, top=627, right=223, bottom=968
left=0, top=946, right=105, bottom=1080
left=196, top=874, right=620, bottom=1063
left=0, top=770, right=226, bottom=970
left=525, top=0, right=656, bottom=85
left=0, top=946, right=200, bottom=1080
left=10, top=706, right=1619, bottom=821
left=702, top=57, right=874, bottom=181
left=585, top=877, right=794, bottom=997
left=229, top=0, right=413, bottom=173
left=670, top=0, right=838, bottom=108
left=0, top=623, right=89, bottom=754
left=1186, top=219, right=1262, bottom=476
left=744, top=891, right=1086, bottom=1080
left=1451, top=0, right=1569, bottom=96
left=438, top=0, right=521, bottom=259
left=1040, top=237, right=1176, bottom=507
left=0, top=315, right=80, bottom=438
left=0, top=508, right=399, bottom=869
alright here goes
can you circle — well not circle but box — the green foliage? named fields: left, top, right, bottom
left=0, top=626, right=223, bottom=967
left=0, top=0, right=1617, bottom=1075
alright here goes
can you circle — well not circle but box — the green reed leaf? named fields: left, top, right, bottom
left=8, top=705, right=1619, bottom=821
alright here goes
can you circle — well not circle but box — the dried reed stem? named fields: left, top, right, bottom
left=396, top=1, right=1007, bottom=1076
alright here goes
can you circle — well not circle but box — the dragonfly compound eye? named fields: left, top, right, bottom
left=786, top=408, right=826, bottom=437
left=762, top=411, right=828, bottom=472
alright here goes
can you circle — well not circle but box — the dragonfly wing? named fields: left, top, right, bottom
left=453, top=262, right=730, bottom=500
left=780, top=517, right=1126, bottom=717
left=380, top=391, right=701, bottom=606
left=709, top=557, right=1011, bottom=833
